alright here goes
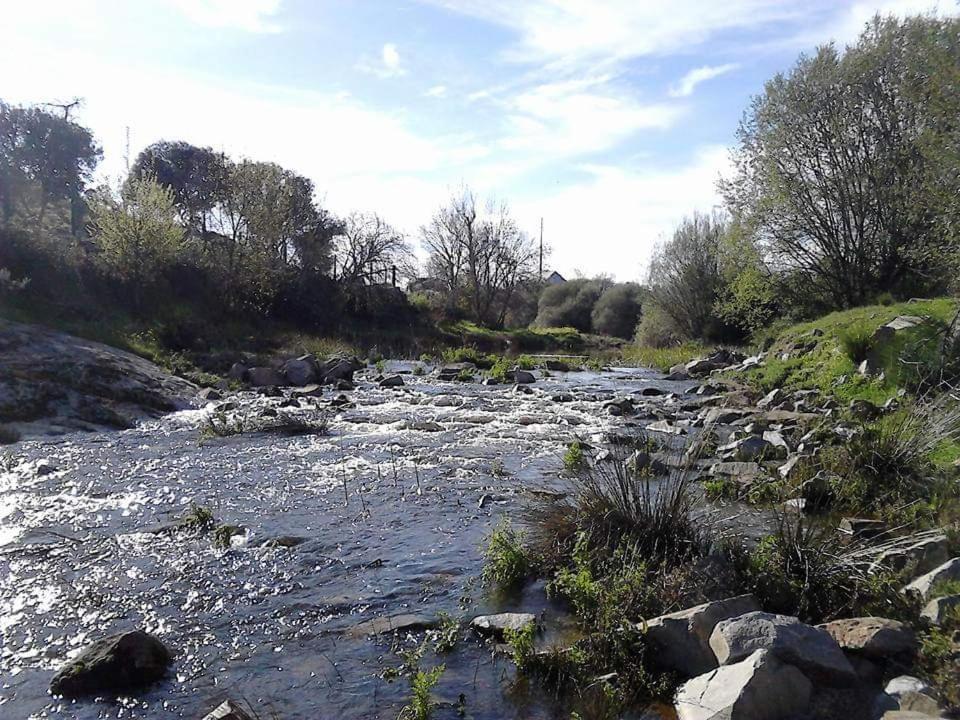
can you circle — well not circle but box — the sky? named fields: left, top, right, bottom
left=3, top=0, right=958, bottom=280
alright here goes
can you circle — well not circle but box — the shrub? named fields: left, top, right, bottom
left=563, top=440, right=585, bottom=471
left=399, top=664, right=445, bottom=720
left=482, top=520, right=530, bottom=589
left=838, top=323, right=875, bottom=365
left=534, top=278, right=608, bottom=332
left=591, top=283, right=643, bottom=339
left=634, top=302, right=682, bottom=348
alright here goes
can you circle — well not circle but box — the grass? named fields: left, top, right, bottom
left=728, top=297, right=958, bottom=405
left=198, top=408, right=330, bottom=443
left=620, top=341, right=713, bottom=373
left=482, top=520, right=530, bottom=589
left=180, top=504, right=216, bottom=530
left=917, top=610, right=960, bottom=710
left=563, top=440, right=585, bottom=471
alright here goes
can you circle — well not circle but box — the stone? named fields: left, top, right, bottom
left=665, top=371, right=692, bottom=381
left=849, top=399, right=881, bottom=421
left=49, top=630, right=171, bottom=697
left=674, top=649, right=812, bottom=720
left=880, top=713, right=946, bottom=720
left=508, top=370, right=536, bottom=384
left=320, top=357, right=357, bottom=383
left=347, top=613, right=436, bottom=637
left=545, top=359, right=570, bottom=372
left=778, top=455, right=803, bottom=480
left=201, top=700, right=254, bottom=720
left=721, top=436, right=775, bottom=461
left=762, top=431, right=790, bottom=458
left=883, top=676, right=942, bottom=716
left=292, top=384, right=324, bottom=398
left=709, top=462, right=763, bottom=478
left=639, top=386, right=666, bottom=396
left=818, top=617, right=917, bottom=660
left=838, top=517, right=887, bottom=540
left=282, top=355, right=318, bottom=386
left=921, top=594, right=960, bottom=625
left=647, top=419, right=686, bottom=435
left=871, top=535, right=949, bottom=576
left=644, top=594, right=760, bottom=676
left=471, top=613, right=536, bottom=639
left=704, top=408, right=753, bottom=425
left=379, top=375, right=405, bottom=388
left=247, top=367, right=284, bottom=387
left=604, top=398, right=635, bottom=416
left=197, top=387, right=222, bottom=402
left=904, top=557, right=960, bottom=601
left=709, top=611, right=856, bottom=686
left=481, top=378, right=499, bottom=386
left=227, top=362, right=248, bottom=380
left=551, top=393, right=574, bottom=403
left=757, top=389, right=783, bottom=410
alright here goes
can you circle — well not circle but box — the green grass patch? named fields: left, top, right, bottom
left=620, top=342, right=713, bottom=372
left=728, top=297, right=957, bottom=404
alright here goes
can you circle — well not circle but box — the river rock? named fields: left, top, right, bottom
left=849, top=399, right=881, bottom=421
left=871, top=535, right=950, bottom=576
left=709, top=462, right=763, bottom=478
left=282, top=355, right=318, bottom=386
left=471, top=613, right=536, bottom=639
left=921, top=594, right=960, bottom=625
left=709, top=611, right=856, bottom=686
left=347, top=613, right=436, bottom=637
left=647, top=420, right=686, bottom=435
left=665, top=370, right=692, bottom=381
left=881, top=676, right=942, bottom=716
left=704, top=408, right=753, bottom=425
left=247, top=367, right=284, bottom=387
left=818, top=617, right=917, bottom=660
left=720, top=436, right=775, bottom=461
left=508, top=370, right=536, bottom=384
left=292, top=384, right=324, bottom=398
left=197, top=387, right=222, bottom=402
left=644, top=594, right=760, bottom=676
left=379, top=375, right=405, bottom=388
left=201, top=700, right=254, bottom=720
left=674, top=649, right=812, bottom=720
left=320, top=357, right=358, bottom=383
left=49, top=630, right=172, bottom=697
left=904, top=557, right=960, bottom=601
left=838, top=517, right=887, bottom=540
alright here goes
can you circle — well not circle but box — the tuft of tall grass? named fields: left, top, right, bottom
left=199, top=408, right=330, bottom=442
left=482, top=520, right=530, bottom=589
left=838, top=323, right=875, bottom=365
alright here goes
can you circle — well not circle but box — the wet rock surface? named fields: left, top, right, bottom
left=49, top=630, right=171, bottom=697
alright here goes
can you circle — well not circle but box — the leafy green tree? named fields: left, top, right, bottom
left=647, top=212, right=726, bottom=340
left=533, top=277, right=610, bottom=333
left=724, top=14, right=960, bottom=308
left=591, top=283, right=643, bottom=339
left=90, top=177, right=183, bottom=308
left=0, top=101, right=101, bottom=234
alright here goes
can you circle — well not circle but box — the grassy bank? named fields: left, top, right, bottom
left=730, top=297, right=957, bottom=404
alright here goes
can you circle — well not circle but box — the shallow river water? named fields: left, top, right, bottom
left=1, top=365, right=703, bottom=720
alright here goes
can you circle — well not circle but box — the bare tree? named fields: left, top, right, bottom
left=420, top=187, right=538, bottom=327
left=334, top=212, right=413, bottom=285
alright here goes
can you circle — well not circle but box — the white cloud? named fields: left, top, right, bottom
left=514, top=146, right=731, bottom=280
left=358, top=42, right=408, bottom=78
left=669, top=63, right=740, bottom=97
left=423, top=0, right=799, bottom=64
left=425, top=85, right=448, bottom=97
left=501, top=78, right=683, bottom=157
left=169, top=0, right=283, bottom=33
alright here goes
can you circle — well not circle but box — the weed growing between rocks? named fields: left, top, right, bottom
left=198, top=408, right=330, bottom=443
left=482, top=520, right=530, bottom=590
left=179, top=504, right=215, bottom=530
left=563, top=440, right=585, bottom=471
left=917, top=606, right=960, bottom=710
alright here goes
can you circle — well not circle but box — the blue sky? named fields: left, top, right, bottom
left=4, top=0, right=958, bottom=279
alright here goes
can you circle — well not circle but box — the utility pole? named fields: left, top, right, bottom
left=124, top=126, right=131, bottom=173
left=539, top=217, right=544, bottom=280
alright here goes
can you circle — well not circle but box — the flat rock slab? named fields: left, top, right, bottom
left=347, top=613, right=436, bottom=637
left=921, top=594, right=960, bottom=625
left=645, top=594, right=760, bottom=677
left=675, top=649, right=811, bottom=720
left=710, top=611, right=856, bottom=686
left=904, top=557, right=960, bottom=601
left=471, top=613, right=536, bottom=639
left=818, top=617, right=917, bottom=659
left=201, top=700, right=255, bottom=720
left=49, top=630, right=171, bottom=697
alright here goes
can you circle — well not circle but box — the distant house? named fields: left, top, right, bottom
left=545, top=270, right=566, bottom=285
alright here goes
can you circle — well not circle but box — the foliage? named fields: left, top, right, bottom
left=646, top=211, right=729, bottom=342
left=534, top=278, right=609, bottom=333
left=590, top=283, right=643, bottom=339
left=621, top=341, right=712, bottom=372
left=428, top=612, right=461, bottom=654
left=399, top=664, right=445, bottom=720
left=917, top=615, right=960, bottom=709
left=482, top=520, right=530, bottom=590
left=724, top=15, right=960, bottom=308
left=199, top=408, right=330, bottom=442
left=563, top=440, right=585, bottom=471
left=90, top=176, right=184, bottom=306
left=180, top=504, right=216, bottom=530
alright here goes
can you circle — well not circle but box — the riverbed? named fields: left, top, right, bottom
left=1, top=365, right=712, bottom=720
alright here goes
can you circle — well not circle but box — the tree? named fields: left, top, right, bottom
left=0, top=101, right=101, bottom=234
left=647, top=212, right=726, bottom=340
left=90, top=177, right=183, bottom=308
left=421, top=187, right=538, bottom=327
left=334, top=212, right=413, bottom=285
left=724, top=14, right=960, bottom=308
left=129, top=141, right=226, bottom=240
left=534, top=278, right=610, bottom=332
left=591, top=283, right=643, bottom=339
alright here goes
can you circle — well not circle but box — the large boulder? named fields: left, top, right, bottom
left=507, top=369, right=536, bottom=384
left=319, top=357, right=359, bottom=384
left=818, top=617, right=917, bottom=660
left=674, top=649, right=812, bottom=720
left=247, top=367, right=284, bottom=387
left=282, top=355, right=318, bottom=386
left=710, top=611, right=856, bottom=686
left=49, top=630, right=171, bottom=697
left=880, top=676, right=942, bottom=717
left=904, top=557, right=960, bottom=601
left=644, top=594, right=760, bottom=676
left=871, top=535, right=950, bottom=576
